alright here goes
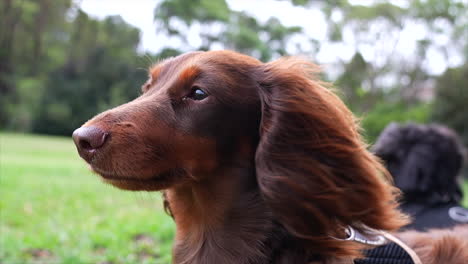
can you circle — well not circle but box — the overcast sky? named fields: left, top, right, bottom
left=77, top=0, right=462, bottom=75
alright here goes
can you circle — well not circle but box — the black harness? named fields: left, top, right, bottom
left=341, top=226, right=416, bottom=264
left=355, top=242, right=415, bottom=264
left=402, top=201, right=468, bottom=231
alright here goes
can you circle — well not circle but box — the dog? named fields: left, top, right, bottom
left=73, top=50, right=468, bottom=263
left=372, top=123, right=468, bottom=230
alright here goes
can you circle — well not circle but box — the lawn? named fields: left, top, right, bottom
left=1, top=132, right=467, bottom=264
left=0, top=133, right=175, bottom=264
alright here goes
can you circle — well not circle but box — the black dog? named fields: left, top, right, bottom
left=373, top=123, right=468, bottom=230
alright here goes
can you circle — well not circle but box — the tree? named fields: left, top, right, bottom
left=288, top=0, right=467, bottom=104
left=1, top=2, right=148, bottom=135
left=0, top=0, right=71, bottom=128
left=2, top=0, right=467, bottom=138
left=154, top=0, right=301, bottom=61
left=32, top=12, right=147, bottom=135
left=432, top=65, right=468, bottom=145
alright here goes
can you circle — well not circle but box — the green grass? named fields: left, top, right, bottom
left=464, top=182, right=468, bottom=208
left=1, top=132, right=467, bottom=264
left=0, top=133, right=174, bottom=264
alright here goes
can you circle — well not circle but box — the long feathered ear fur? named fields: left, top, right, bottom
left=254, top=57, right=409, bottom=258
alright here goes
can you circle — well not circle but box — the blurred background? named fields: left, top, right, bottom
left=0, top=0, right=467, bottom=263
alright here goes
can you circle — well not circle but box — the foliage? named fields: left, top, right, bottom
left=432, top=64, right=468, bottom=145
left=0, top=132, right=174, bottom=263
left=1, top=0, right=467, bottom=143
left=0, top=0, right=71, bottom=126
left=31, top=12, right=147, bottom=135
left=336, top=52, right=371, bottom=112
left=361, top=102, right=431, bottom=144
left=289, top=0, right=467, bottom=110
left=0, top=1, right=149, bottom=135
left=156, top=0, right=230, bottom=26
left=156, top=0, right=466, bottom=144
left=154, top=0, right=302, bottom=61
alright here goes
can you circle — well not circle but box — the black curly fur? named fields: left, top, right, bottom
left=372, top=123, right=466, bottom=204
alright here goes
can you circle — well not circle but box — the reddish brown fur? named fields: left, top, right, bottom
left=75, top=50, right=468, bottom=263
left=397, top=225, right=468, bottom=264
left=150, top=65, right=162, bottom=80
left=255, top=58, right=407, bottom=258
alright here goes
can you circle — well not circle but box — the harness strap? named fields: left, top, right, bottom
left=379, top=231, right=422, bottom=264
left=331, top=226, right=422, bottom=264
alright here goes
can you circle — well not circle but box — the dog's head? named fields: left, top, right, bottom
left=73, top=51, right=263, bottom=190
left=373, top=122, right=466, bottom=203
left=73, top=50, right=407, bottom=257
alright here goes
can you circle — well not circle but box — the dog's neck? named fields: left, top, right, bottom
left=165, top=165, right=277, bottom=264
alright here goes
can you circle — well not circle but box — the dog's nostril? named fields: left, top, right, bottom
left=72, top=126, right=109, bottom=157
left=79, top=139, right=93, bottom=150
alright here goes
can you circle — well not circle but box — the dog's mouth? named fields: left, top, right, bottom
left=90, top=166, right=158, bottom=182
left=90, top=165, right=188, bottom=191
left=100, top=173, right=159, bottom=182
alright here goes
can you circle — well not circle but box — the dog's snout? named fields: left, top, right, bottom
left=72, top=126, right=109, bottom=162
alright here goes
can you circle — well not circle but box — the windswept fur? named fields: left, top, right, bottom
left=255, top=58, right=407, bottom=257
left=397, top=225, right=468, bottom=264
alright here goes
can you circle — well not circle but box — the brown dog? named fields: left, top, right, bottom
left=73, top=50, right=468, bottom=264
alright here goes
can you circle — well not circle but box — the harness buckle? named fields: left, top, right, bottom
left=339, top=226, right=387, bottom=246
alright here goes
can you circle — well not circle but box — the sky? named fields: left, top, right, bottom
left=77, top=0, right=461, bottom=76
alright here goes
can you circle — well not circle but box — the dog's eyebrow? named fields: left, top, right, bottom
left=170, top=65, right=201, bottom=95
left=150, top=65, right=163, bottom=81
left=179, top=65, right=200, bottom=83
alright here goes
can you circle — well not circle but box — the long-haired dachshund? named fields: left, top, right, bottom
left=73, top=51, right=468, bottom=264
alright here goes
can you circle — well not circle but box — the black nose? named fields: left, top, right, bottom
left=72, top=126, right=109, bottom=162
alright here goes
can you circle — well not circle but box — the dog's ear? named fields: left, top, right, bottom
left=255, top=58, right=408, bottom=258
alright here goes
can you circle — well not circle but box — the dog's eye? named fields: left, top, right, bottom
left=186, top=87, right=208, bottom=101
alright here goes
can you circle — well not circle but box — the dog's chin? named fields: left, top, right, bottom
left=91, top=167, right=186, bottom=191
left=101, top=177, right=169, bottom=191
